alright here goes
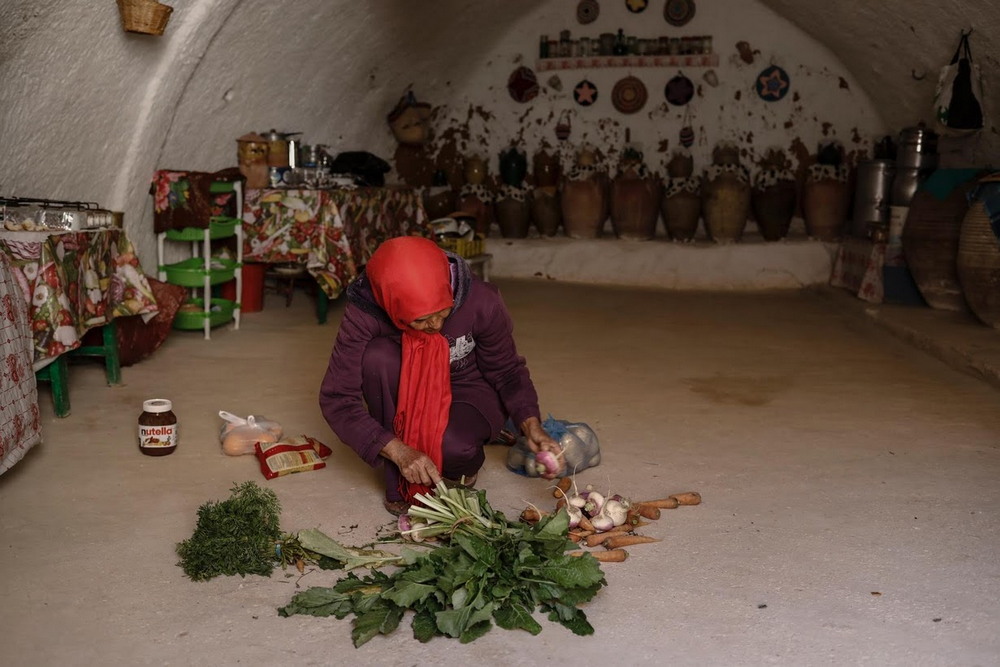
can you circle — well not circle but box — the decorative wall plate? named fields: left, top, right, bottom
left=611, top=76, right=648, bottom=114
left=508, top=66, right=540, bottom=103
left=756, top=65, right=790, bottom=101
left=625, top=0, right=648, bottom=12
left=665, top=73, right=695, bottom=106
left=573, top=79, right=599, bottom=106
left=664, top=0, right=695, bottom=26
left=577, top=0, right=599, bottom=24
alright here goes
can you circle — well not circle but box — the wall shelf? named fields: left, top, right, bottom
left=536, top=54, right=718, bottom=71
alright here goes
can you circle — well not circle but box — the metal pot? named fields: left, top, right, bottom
left=261, top=129, right=301, bottom=168
left=852, top=160, right=895, bottom=235
left=896, top=126, right=938, bottom=170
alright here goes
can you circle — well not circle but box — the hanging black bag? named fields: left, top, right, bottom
left=934, top=31, right=985, bottom=133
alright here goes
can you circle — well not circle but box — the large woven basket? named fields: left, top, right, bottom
left=957, top=175, right=1000, bottom=328
left=117, top=0, right=174, bottom=36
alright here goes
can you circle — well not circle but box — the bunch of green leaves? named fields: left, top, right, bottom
left=278, top=483, right=607, bottom=647
left=176, top=481, right=283, bottom=581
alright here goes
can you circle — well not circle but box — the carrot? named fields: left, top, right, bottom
left=568, top=548, right=628, bottom=562
left=625, top=508, right=644, bottom=526
left=555, top=497, right=567, bottom=510
left=578, top=516, right=596, bottom=533
left=633, top=503, right=662, bottom=520
left=669, top=491, right=702, bottom=506
left=554, top=477, right=573, bottom=498
left=568, top=532, right=582, bottom=543
left=603, top=534, right=660, bottom=549
left=584, top=523, right=633, bottom=547
left=637, top=497, right=680, bottom=509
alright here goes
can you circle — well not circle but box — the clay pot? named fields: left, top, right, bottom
left=611, top=176, right=662, bottom=240
left=500, top=146, right=528, bottom=186
left=803, top=179, right=849, bottom=241
left=666, top=153, right=694, bottom=179
left=712, top=143, right=741, bottom=167
left=702, top=174, right=750, bottom=243
left=388, top=103, right=432, bottom=146
left=423, top=186, right=456, bottom=221
left=957, top=178, right=1000, bottom=327
left=561, top=175, right=607, bottom=239
left=752, top=181, right=797, bottom=241
left=902, top=185, right=974, bottom=311
left=531, top=186, right=561, bottom=236
left=496, top=196, right=531, bottom=238
left=661, top=191, right=701, bottom=241
left=237, top=133, right=270, bottom=189
left=533, top=149, right=561, bottom=188
left=464, top=156, right=488, bottom=186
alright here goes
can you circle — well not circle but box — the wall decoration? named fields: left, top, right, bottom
left=755, top=65, right=790, bottom=101
left=679, top=108, right=695, bottom=148
left=507, top=66, right=540, bottom=103
left=702, top=69, right=719, bottom=87
left=577, top=0, right=599, bottom=24
left=574, top=79, right=599, bottom=106
left=611, top=76, right=648, bottom=114
left=626, top=0, right=649, bottom=13
left=555, top=111, right=572, bottom=141
left=664, top=0, right=696, bottom=26
left=665, top=73, right=695, bottom=106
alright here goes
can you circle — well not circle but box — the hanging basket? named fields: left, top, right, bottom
left=117, top=0, right=174, bottom=36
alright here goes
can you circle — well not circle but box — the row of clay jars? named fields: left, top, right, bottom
left=446, top=186, right=564, bottom=239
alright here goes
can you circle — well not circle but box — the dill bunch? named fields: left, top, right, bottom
left=176, top=481, right=282, bottom=581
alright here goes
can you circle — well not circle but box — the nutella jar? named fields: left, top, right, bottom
left=138, top=399, right=177, bottom=456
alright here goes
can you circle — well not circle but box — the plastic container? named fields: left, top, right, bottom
left=162, top=257, right=237, bottom=287
left=173, top=298, right=236, bottom=330
left=220, top=262, right=265, bottom=312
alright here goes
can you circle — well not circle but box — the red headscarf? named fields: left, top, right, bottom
left=366, top=237, right=453, bottom=502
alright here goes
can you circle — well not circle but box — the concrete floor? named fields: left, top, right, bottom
left=2, top=281, right=999, bottom=667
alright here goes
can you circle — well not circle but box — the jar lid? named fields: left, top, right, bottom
left=143, top=399, right=173, bottom=413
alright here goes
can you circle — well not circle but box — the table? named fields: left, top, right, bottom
left=242, top=187, right=431, bottom=301
left=0, top=229, right=158, bottom=369
left=830, top=237, right=886, bottom=303
left=0, top=251, right=41, bottom=474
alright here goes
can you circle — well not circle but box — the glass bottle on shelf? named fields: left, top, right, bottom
left=540, top=35, right=549, bottom=58
left=613, top=29, right=628, bottom=56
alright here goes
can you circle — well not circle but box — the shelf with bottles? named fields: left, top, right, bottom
left=536, top=53, right=718, bottom=71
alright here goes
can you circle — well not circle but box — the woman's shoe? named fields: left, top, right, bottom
left=383, top=499, right=410, bottom=517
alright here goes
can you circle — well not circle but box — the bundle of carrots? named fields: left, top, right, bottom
left=520, top=477, right=701, bottom=564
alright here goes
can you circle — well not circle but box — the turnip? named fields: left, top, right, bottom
left=566, top=504, right=583, bottom=529
left=398, top=514, right=412, bottom=534
left=589, top=511, right=616, bottom=533
left=582, top=491, right=605, bottom=518
left=534, top=449, right=563, bottom=478
left=601, top=499, right=629, bottom=527
left=608, top=494, right=632, bottom=510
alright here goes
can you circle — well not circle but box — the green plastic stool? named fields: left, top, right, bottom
left=35, top=355, right=71, bottom=417
left=71, top=319, right=122, bottom=385
left=34, top=320, right=122, bottom=419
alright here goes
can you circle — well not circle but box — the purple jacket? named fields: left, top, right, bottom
left=319, top=254, right=541, bottom=466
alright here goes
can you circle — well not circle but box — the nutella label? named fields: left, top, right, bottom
left=139, top=424, right=177, bottom=449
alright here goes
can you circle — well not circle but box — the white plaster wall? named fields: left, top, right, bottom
left=425, top=0, right=886, bottom=179
left=1, top=0, right=992, bottom=284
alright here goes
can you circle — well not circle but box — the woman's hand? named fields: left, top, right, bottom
left=381, top=439, right=441, bottom=487
left=521, top=417, right=562, bottom=479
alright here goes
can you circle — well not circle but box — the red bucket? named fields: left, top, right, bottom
left=220, top=262, right=265, bottom=313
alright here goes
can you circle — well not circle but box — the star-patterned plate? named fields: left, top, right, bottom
left=508, top=66, right=540, bottom=103
left=755, top=65, right=790, bottom=101
left=574, top=79, right=599, bottom=106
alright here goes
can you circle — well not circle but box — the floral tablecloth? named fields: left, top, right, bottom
left=829, top=237, right=886, bottom=303
left=242, top=187, right=430, bottom=299
left=0, top=251, right=40, bottom=475
left=0, top=230, right=158, bottom=368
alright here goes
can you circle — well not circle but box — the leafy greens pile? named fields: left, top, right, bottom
left=278, top=482, right=607, bottom=646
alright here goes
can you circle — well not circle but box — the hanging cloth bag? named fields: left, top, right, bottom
left=934, top=30, right=985, bottom=134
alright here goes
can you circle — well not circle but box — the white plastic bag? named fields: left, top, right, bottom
left=218, top=410, right=284, bottom=456
left=506, top=417, right=601, bottom=478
